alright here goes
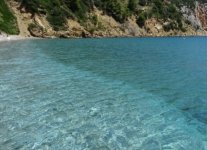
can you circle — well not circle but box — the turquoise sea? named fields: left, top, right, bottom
left=0, top=37, right=207, bottom=149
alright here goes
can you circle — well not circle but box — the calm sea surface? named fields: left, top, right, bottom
left=0, top=37, right=207, bottom=149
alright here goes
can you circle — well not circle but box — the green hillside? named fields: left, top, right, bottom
left=0, top=0, right=19, bottom=34
left=0, top=0, right=202, bottom=35
left=21, top=0, right=197, bottom=31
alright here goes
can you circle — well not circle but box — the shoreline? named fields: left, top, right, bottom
left=48, top=34, right=207, bottom=39
left=0, top=34, right=207, bottom=42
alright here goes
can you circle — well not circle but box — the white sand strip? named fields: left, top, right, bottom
left=0, top=34, right=39, bottom=42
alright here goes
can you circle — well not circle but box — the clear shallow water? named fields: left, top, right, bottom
left=0, top=37, right=207, bottom=149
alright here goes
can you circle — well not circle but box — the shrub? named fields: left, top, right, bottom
left=105, top=0, right=129, bottom=23
left=128, top=0, right=138, bottom=12
left=152, top=0, right=164, bottom=18
left=47, top=7, right=67, bottom=31
left=137, top=12, right=146, bottom=27
left=139, top=0, right=149, bottom=6
left=0, top=0, right=19, bottom=34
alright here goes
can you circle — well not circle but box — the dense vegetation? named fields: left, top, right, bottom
left=20, top=0, right=197, bottom=31
left=0, top=0, right=199, bottom=34
left=0, top=0, right=19, bottom=34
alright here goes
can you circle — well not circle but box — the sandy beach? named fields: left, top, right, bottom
left=0, top=34, right=32, bottom=42
left=0, top=34, right=40, bottom=42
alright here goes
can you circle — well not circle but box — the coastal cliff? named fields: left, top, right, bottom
left=1, top=0, right=207, bottom=38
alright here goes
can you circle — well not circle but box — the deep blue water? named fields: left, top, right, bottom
left=0, top=37, right=207, bottom=149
